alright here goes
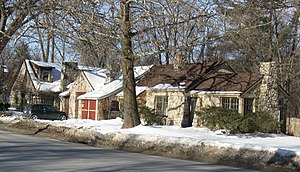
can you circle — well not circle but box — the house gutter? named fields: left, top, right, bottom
left=189, top=91, right=242, bottom=94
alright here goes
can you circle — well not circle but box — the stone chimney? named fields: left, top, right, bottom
left=60, top=61, right=80, bottom=91
left=104, top=70, right=111, bottom=85
left=258, top=61, right=279, bottom=117
left=173, top=53, right=187, bottom=70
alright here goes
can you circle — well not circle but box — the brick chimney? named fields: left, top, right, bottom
left=60, top=61, right=80, bottom=91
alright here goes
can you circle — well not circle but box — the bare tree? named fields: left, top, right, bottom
left=51, top=0, right=216, bottom=128
left=0, top=0, right=52, bottom=54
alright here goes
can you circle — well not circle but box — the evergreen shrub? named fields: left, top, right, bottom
left=196, top=107, right=280, bottom=133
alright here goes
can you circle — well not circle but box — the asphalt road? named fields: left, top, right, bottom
left=0, top=130, right=259, bottom=172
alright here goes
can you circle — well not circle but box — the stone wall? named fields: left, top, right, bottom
left=192, top=92, right=241, bottom=127
left=145, top=90, right=185, bottom=126
left=145, top=90, right=244, bottom=127
left=286, top=118, right=300, bottom=137
left=68, top=72, right=93, bottom=118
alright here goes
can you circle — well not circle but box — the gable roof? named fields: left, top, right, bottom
left=137, top=61, right=232, bottom=88
left=25, top=59, right=107, bottom=93
left=25, top=59, right=62, bottom=92
left=82, top=70, right=107, bottom=90
left=136, top=62, right=262, bottom=93
left=194, top=73, right=261, bottom=92
left=78, top=65, right=152, bottom=100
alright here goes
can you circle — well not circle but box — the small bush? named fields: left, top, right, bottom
left=197, top=107, right=242, bottom=132
left=196, top=107, right=280, bottom=133
left=245, top=111, right=280, bottom=133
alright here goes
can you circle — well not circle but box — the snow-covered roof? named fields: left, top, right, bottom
left=79, top=65, right=107, bottom=74
left=116, top=86, right=148, bottom=97
left=31, top=60, right=58, bottom=68
left=189, top=90, right=243, bottom=94
left=59, top=90, right=70, bottom=97
left=26, top=59, right=62, bottom=92
left=148, top=84, right=186, bottom=91
left=83, top=70, right=107, bottom=90
left=78, top=65, right=152, bottom=100
left=117, top=84, right=186, bottom=97
left=26, top=60, right=109, bottom=93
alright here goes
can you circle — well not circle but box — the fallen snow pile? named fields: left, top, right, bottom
left=1, top=115, right=300, bottom=171
left=32, top=117, right=300, bottom=156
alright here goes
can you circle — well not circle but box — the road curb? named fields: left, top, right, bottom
left=1, top=119, right=299, bottom=172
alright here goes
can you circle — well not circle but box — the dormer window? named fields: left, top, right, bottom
left=41, top=70, right=51, bottom=81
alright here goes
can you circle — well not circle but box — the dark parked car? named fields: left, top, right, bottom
left=23, top=104, right=68, bottom=120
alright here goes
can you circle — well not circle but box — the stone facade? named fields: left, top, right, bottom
left=258, top=62, right=280, bottom=118
left=191, top=92, right=242, bottom=127
left=10, top=61, right=61, bottom=109
left=145, top=90, right=186, bottom=126
left=142, top=84, right=286, bottom=128
left=63, top=72, right=93, bottom=118
left=286, top=117, right=300, bottom=137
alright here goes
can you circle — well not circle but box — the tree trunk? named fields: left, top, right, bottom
left=119, top=0, right=140, bottom=128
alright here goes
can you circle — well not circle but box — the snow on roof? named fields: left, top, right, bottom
left=79, top=79, right=123, bottom=100
left=30, top=60, right=62, bottom=81
left=78, top=65, right=107, bottom=73
left=25, top=59, right=61, bottom=92
left=59, top=90, right=70, bottom=97
left=148, top=84, right=186, bottom=91
left=78, top=65, right=152, bottom=100
left=31, top=60, right=61, bottom=69
left=189, top=90, right=243, bottom=94
left=116, top=84, right=186, bottom=97
left=116, top=86, right=148, bottom=97
left=83, top=70, right=107, bottom=90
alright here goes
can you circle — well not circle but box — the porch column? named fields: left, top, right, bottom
left=238, top=98, right=243, bottom=114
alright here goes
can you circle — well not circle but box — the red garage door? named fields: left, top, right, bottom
left=81, top=100, right=96, bottom=120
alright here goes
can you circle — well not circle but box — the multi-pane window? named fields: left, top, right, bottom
left=155, top=96, right=168, bottom=116
left=41, top=70, right=51, bottom=81
left=222, top=97, right=239, bottom=110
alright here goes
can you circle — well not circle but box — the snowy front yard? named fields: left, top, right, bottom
left=1, top=112, right=300, bottom=157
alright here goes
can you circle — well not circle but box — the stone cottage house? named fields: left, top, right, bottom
left=10, top=59, right=62, bottom=109
left=10, top=59, right=105, bottom=110
left=59, top=67, right=107, bottom=119
left=76, top=65, right=152, bottom=120
left=131, top=61, right=288, bottom=130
